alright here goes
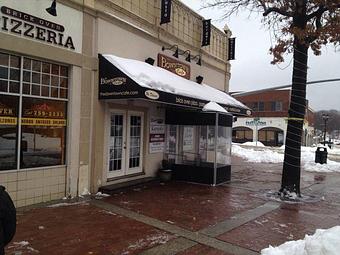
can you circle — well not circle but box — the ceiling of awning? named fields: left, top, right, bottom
left=98, top=54, right=251, bottom=116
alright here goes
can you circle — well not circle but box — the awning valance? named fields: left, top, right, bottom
left=98, top=54, right=251, bottom=116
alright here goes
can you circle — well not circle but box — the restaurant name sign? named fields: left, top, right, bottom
left=0, top=5, right=76, bottom=50
left=157, top=54, right=190, bottom=80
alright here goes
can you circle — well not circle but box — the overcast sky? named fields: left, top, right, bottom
left=180, top=0, right=340, bottom=111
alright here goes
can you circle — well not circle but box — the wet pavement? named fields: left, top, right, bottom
left=105, top=182, right=265, bottom=231
left=5, top=156, right=340, bottom=255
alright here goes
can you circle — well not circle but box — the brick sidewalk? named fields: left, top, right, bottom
left=5, top=157, right=340, bottom=255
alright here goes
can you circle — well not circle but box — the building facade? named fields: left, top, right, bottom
left=232, top=89, right=315, bottom=147
left=0, top=0, right=250, bottom=207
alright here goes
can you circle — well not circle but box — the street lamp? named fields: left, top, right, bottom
left=322, top=114, right=329, bottom=146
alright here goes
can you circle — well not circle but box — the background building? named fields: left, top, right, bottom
left=232, top=89, right=315, bottom=146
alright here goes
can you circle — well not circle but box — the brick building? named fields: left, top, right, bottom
left=232, top=89, right=315, bottom=147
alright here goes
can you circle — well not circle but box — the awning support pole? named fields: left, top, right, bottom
left=213, top=112, right=218, bottom=186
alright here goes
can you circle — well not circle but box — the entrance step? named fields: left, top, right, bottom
left=98, top=177, right=156, bottom=195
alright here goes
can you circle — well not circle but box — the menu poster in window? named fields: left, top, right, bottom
left=150, top=117, right=165, bottom=134
left=21, top=98, right=67, bottom=126
left=149, top=117, right=165, bottom=153
left=183, top=126, right=193, bottom=151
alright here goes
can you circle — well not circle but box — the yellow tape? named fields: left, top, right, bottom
left=0, top=117, right=17, bottom=125
left=0, top=117, right=66, bottom=126
left=285, top=118, right=307, bottom=122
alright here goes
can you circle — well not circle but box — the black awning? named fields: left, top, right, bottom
left=98, top=54, right=251, bottom=116
left=165, top=109, right=232, bottom=127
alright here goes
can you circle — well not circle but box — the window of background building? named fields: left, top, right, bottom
left=271, top=101, right=283, bottom=112
left=0, top=52, right=68, bottom=171
left=251, top=102, right=258, bottom=111
left=251, top=102, right=264, bottom=112
left=258, top=102, right=265, bottom=111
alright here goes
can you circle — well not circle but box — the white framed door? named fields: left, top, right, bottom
left=107, top=110, right=144, bottom=179
left=126, top=111, right=144, bottom=175
left=107, top=110, right=127, bottom=179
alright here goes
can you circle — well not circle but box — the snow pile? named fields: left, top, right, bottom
left=232, top=144, right=340, bottom=172
left=261, top=226, right=340, bottom=255
left=242, top=141, right=266, bottom=147
left=103, top=55, right=248, bottom=109
left=202, top=101, right=229, bottom=113
left=232, top=144, right=283, bottom=163
left=303, top=160, right=340, bottom=173
left=281, top=145, right=340, bottom=155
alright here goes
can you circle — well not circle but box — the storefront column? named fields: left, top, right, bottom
left=67, top=66, right=82, bottom=197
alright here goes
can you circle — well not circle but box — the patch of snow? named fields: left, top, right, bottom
left=303, top=161, right=340, bottom=173
left=38, top=226, right=45, bottom=230
left=242, top=141, right=266, bottom=147
left=14, top=241, right=29, bottom=246
left=202, top=101, right=229, bottom=113
left=81, top=188, right=91, bottom=196
left=232, top=144, right=283, bottom=163
left=123, top=233, right=170, bottom=253
left=101, top=210, right=117, bottom=216
left=281, top=191, right=298, bottom=200
left=8, top=241, right=39, bottom=254
left=232, top=144, right=340, bottom=173
left=287, top=234, right=294, bottom=240
left=255, top=220, right=264, bottom=226
left=95, top=192, right=110, bottom=197
left=47, top=201, right=88, bottom=208
left=261, top=226, right=340, bottom=255
left=102, top=55, right=248, bottom=110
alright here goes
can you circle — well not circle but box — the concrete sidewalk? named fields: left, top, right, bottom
left=5, top=157, right=340, bottom=255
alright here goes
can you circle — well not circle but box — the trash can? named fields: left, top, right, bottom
left=315, top=147, right=328, bottom=164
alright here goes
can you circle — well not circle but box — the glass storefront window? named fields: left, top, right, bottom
left=22, top=57, right=68, bottom=99
left=0, top=95, right=19, bottom=170
left=20, top=98, right=67, bottom=169
left=0, top=51, right=69, bottom=171
left=217, top=126, right=231, bottom=166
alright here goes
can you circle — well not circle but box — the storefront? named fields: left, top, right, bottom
left=96, top=54, right=250, bottom=186
left=0, top=0, right=97, bottom=207
left=1, top=0, right=250, bottom=206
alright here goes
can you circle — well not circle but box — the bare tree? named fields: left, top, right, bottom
left=204, top=0, right=340, bottom=197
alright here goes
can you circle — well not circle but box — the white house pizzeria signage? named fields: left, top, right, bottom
left=0, top=0, right=82, bottom=53
left=157, top=54, right=190, bottom=80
